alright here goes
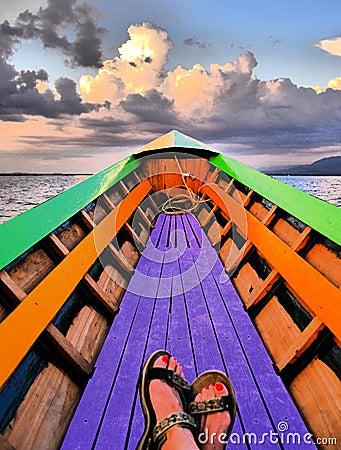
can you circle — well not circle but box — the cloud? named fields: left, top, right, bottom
left=2, top=20, right=341, bottom=171
left=0, top=0, right=105, bottom=67
left=80, top=21, right=173, bottom=104
left=311, top=76, right=341, bottom=94
left=183, top=37, right=209, bottom=49
left=120, top=88, right=177, bottom=125
left=0, top=57, right=103, bottom=120
left=75, top=30, right=341, bottom=158
left=315, top=36, right=341, bottom=57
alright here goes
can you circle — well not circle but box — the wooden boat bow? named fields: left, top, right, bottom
left=0, top=131, right=340, bottom=449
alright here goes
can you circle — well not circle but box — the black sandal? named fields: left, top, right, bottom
left=136, top=350, right=197, bottom=450
left=188, top=370, right=237, bottom=447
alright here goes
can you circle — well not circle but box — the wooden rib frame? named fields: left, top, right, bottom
left=0, top=179, right=152, bottom=389
left=201, top=183, right=341, bottom=342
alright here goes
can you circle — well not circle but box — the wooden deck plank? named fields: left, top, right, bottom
left=176, top=221, right=247, bottom=445
left=63, top=212, right=315, bottom=449
left=167, top=216, right=197, bottom=381
left=192, top=248, right=284, bottom=445
left=178, top=249, right=223, bottom=373
left=127, top=251, right=176, bottom=449
left=60, top=284, right=147, bottom=448
left=93, top=254, right=163, bottom=448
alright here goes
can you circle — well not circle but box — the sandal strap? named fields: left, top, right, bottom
left=147, top=367, right=191, bottom=392
left=188, top=395, right=230, bottom=415
left=153, top=411, right=197, bottom=445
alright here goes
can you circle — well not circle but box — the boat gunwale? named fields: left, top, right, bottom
left=210, top=152, right=341, bottom=247
left=0, top=156, right=139, bottom=271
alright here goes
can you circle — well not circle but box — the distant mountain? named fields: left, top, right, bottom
left=267, top=156, right=341, bottom=175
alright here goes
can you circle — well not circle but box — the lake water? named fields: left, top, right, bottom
left=0, top=175, right=89, bottom=224
left=0, top=174, right=340, bottom=224
left=274, top=176, right=341, bottom=208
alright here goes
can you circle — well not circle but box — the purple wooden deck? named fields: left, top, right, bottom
left=61, top=213, right=315, bottom=450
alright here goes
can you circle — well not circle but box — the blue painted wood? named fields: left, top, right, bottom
left=189, top=248, right=281, bottom=448
left=60, top=257, right=152, bottom=449
left=187, top=212, right=211, bottom=247
left=93, top=259, right=163, bottom=449
left=178, top=219, right=248, bottom=446
left=167, top=218, right=197, bottom=381
left=62, top=212, right=315, bottom=450
left=61, top=222, right=166, bottom=449
left=128, top=251, right=175, bottom=449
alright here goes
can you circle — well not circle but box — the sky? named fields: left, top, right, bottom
left=1, top=0, right=341, bottom=173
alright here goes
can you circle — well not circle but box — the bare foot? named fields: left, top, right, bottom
left=149, top=355, right=199, bottom=450
left=196, top=383, right=231, bottom=450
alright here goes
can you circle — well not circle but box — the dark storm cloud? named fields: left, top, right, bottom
left=0, top=57, right=101, bottom=120
left=0, top=0, right=105, bottom=67
left=183, top=37, right=209, bottom=49
left=0, top=20, right=22, bottom=58
left=120, top=89, right=177, bottom=124
left=188, top=126, right=341, bottom=154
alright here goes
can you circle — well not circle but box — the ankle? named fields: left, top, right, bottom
left=163, top=427, right=199, bottom=450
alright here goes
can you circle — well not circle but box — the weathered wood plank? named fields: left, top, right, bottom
left=3, top=364, right=81, bottom=450
left=254, top=296, right=302, bottom=362
left=0, top=270, right=92, bottom=385
left=202, top=183, right=341, bottom=341
left=0, top=179, right=152, bottom=389
left=56, top=223, right=86, bottom=251
left=289, top=357, right=341, bottom=446
left=0, top=434, right=15, bottom=450
left=40, top=324, right=92, bottom=385
left=44, top=233, right=69, bottom=258
left=127, top=252, right=175, bottom=449
left=81, top=273, right=117, bottom=319
left=107, top=242, right=134, bottom=277
left=8, top=248, right=56, bottom=294
left=93, top=251, right=163, bottom=448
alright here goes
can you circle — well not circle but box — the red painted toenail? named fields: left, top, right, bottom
left=178, top=363, right=182, bottom=367
left=162, top=355, right=169, bottom=363
left=216, top=382, right=225, bottom=391
left=205, top=386, right=210, bottom=390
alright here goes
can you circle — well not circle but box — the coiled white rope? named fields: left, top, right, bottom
left=160, top=156, right=207, bottom=215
